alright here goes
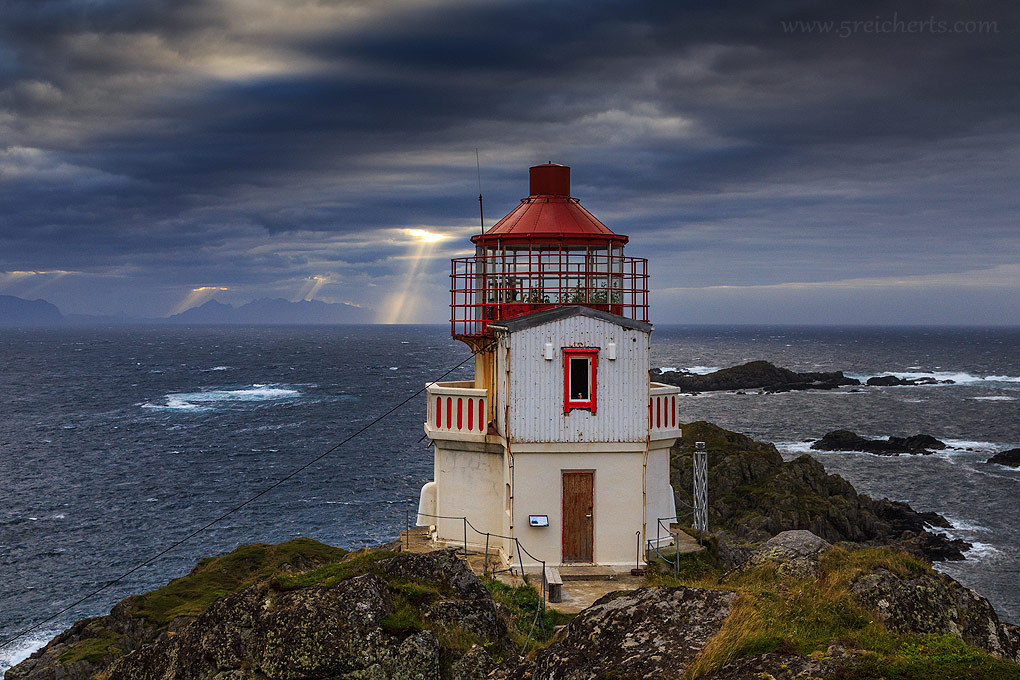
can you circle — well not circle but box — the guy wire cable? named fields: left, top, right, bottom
left=0, top=339, right=495, bottom=652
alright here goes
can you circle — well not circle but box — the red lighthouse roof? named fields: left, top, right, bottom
left=472, top=163, right=628, bottom=247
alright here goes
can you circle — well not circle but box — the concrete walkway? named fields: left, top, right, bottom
left=400, top=526, right=708, bottom=613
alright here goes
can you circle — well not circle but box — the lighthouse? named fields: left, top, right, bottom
left=417, top=163, right=681, bottom=569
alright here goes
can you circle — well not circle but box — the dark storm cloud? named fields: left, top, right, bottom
left=0, top=0, right=1017, bottom=320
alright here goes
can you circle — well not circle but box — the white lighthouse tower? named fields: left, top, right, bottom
left=417, top=163, right=681, bottom=568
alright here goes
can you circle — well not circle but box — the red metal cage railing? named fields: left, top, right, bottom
left=450, top=250, right=649, bottom=338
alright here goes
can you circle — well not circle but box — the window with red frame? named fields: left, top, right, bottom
left=563, top=348, right=598, bottom=413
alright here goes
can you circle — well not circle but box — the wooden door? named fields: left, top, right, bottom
left=562, top=472, right=594, bottom=563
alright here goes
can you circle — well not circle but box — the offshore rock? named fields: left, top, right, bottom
left=651, top=360, right=860, bottom=393
left=672, top=422, right=968, bottom=561
left=851, top=568, right=1020, bottom=662
left=988, top=448, right=1020, bottom=467
left=493, top=586, right=736, bottom=679
left=867, top=375, right=954, bottom=386
left=811, top=429, right=947, bottom=455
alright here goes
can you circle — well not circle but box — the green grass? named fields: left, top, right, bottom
left=272, top=548, right=397, bottom=590
left=133, top=538, right=348, bottom=625
left=835, top=634, right=1020, bottom=680
left=644, top=549, right=724, bottom=587
left=57, top=538, right=348, bottom=667
left=482, top=576, right=574, bottom=652
left=58, top=628, right=122, bottom=665
left=380, top=597, right=425, bottom=635
left=682, top=545, right=1020, bottom=679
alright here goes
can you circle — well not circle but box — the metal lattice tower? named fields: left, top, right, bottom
left=693, top=441, right=708, bottom=534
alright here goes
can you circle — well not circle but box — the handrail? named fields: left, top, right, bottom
left=409, top=505, right=547, bottom=656
left=646, top=513, right=701, bottom=578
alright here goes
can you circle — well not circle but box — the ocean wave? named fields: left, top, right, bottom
left=775, top=442, right=816, bottom=456
left=1, top=630, right=60, bottom=674
left=141, top=385, right=302, bottom=412
left=941, top=516, right=991, bottom=533
left=849, top=370, right=1020, bottom=386
left=203, top=366, right=232, bottom=372
left=970, top=396, right=1016, bottom=401
left=942, top=439, right=1010, bottom=453
left=963, top=541, right=1002, bottom=559
left=657, top=365, right=720, bottom=375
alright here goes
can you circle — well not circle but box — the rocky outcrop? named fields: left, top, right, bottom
left=988, top=448, right=1020, bottom=467
left=867, top=375, right=954, bottom=386
left=745, top=530, right=832, bottom=577
left=7, top=547, right=510, bottom=680
left=851, top=567, right=1020, bottom=663
left=672, top=422, right=968, bottom=561
left=703, top=649, right=847, bottom=680
left=811, top=429, right=947, bottom=455
left=652, top=360, right=860, bottom=393
left=493, top=586, right=737, bottom=679
left=12, top=536, right=1020, bottom=680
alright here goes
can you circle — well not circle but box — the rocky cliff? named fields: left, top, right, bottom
left=11, top=534, right=1020, bottom=680
left=9, top=424, right=1018, bottom=680
left=671, top=422, right=968, bottom=561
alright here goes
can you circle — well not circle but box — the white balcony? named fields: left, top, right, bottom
left=425, top=381, right=490, bottom=441
left=649, top=382, right=683, bottom=442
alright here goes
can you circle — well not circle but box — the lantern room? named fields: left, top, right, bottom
left=450, top=163, right=649, bottom=340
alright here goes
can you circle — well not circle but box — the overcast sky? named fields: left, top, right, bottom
left=1, top=0, right=1017, bottom=324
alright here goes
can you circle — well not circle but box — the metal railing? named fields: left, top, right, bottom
left=450, top=252, right=649, bottom=337
left=407, top=506, right=548, bottom=657
left=645, top=506, right=702, bottom=579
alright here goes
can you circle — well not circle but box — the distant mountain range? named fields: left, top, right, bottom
left=0, top=295, right=64, bottom=326
left=0, top=295, right=372, bottom=326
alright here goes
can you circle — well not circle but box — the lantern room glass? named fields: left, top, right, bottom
left=451, top=240, right=648, bottom=338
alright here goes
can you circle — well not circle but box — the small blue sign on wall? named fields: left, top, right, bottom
left=529, top=515, right=549, bottom=527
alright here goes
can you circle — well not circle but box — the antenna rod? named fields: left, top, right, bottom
left=476, top=148, right=484, bottom=234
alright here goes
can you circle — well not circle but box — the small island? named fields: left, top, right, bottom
left=988, top=448, right=1020, bottom=468
left=811, top=430, right=948, bottom=456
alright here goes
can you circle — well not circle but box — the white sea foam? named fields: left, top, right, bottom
left=142, top=385, right=301, bottom=411
left=964, top=542, right=1002, bottom=559
left=970, top=396, right=1016, bottom=401
left=205, top=366, right=232, bottom=371
left=1, top=631, right=60, bottom=674
left=850, top=370, right=1020, bottom=385
left=942, top=439, right=1008, bottom=453
left=657, top=365, right=720, bottom=375
left=775, top=442, right=816, bottom=456
left=942, top=516, right=991, bottom=533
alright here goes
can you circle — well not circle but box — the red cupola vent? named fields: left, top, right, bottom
left=451, top=164, right=649, bottom=339
left=529, top=162, right=571, bottom=196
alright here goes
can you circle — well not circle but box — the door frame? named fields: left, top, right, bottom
left=561, top=470, right=595, bottom=563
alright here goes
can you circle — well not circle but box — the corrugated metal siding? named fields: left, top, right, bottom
left=506, top=316, right=649, bottom=443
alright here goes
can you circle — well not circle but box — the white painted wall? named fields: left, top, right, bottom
left=511, top=449, right=646, bottom=567
left=645, top=443, right=678, bottom=544
left=432, top=441, right=506, bottom=550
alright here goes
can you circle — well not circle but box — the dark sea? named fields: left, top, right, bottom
left=2, top=324, right=1018, bottom=673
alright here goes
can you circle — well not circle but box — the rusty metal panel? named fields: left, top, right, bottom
left=506, top=314, right=649, bottom=443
